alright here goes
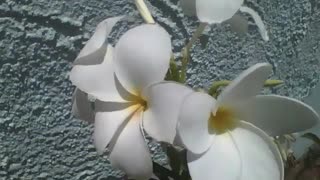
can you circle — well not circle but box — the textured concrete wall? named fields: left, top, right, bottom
left=0, top=0, right=319, bottom=179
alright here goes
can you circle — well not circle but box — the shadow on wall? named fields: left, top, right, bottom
left=293, top=81, right=320, bottom=157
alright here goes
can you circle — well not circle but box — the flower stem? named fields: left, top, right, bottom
left=179, top=48, right=190, bottom=83
left=168, top=55, right=180, bottom=81
left=208, top=80, right=231, bottom=98
left=185, top=22, right=208, bottom=52
left=135, top=0, right=155, bottom=24
left=180, top=22, right=207, bottom=83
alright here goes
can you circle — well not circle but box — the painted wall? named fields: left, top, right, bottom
left=0, top=0, right=319, bottom=179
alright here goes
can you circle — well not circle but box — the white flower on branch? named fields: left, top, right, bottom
left=180, top=0, right=269, bottom=41
left=177, top=63, right=319, bottom=180
left=69, top=17, right=193, bottom=179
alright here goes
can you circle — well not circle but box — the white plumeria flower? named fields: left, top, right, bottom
left=177, top=63, right=319, bottom=180
left=180, top=0, right=269, bottom=41
left=70, top=17, right=193, bottom=179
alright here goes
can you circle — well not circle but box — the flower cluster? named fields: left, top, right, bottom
left=180, top=0, right=269, bottom=41
left=69, top=1, right=319, bottom=180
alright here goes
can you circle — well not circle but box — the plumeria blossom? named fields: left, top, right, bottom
left=177, top=63, right=319, bottom=180
left=70, top=17, right=194, bottom=179
left=180, top=0, right=269, bottom=41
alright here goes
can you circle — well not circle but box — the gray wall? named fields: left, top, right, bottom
left=0, top=0, right=320, bottom=179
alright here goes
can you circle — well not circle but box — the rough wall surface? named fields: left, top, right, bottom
left=0, top=0, right=319, bottom=179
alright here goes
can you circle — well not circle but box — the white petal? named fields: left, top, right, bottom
left=142, top=81, right=194, bottom=144
left=196, top=0, right=244, bottom=24
left=187, top=133, right=241, bottom=180
left=237, top=95, right=320, bottom=136
left=239, top=6, right=269, bottom=41
left=72, top=88, right=95, bottom=123
left=180, top=0, right=196, bottom=16
left=231, top=121, right=284, bottom=180
left=70, top=45, right=135, bottom=102
left=109, top=110, right=153, bottom=179
left=225, top=14, right=248, bottom=35
left=114, top=24, right=172, bottom=95
left=177, top=92, right=216, bottom=154
left=93, top=102, right=139, bottom=153
left=217, top=63, right=272, bottom=110
left=74, top=16, right=123, bottom=65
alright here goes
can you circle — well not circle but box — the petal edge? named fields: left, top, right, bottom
left=142, top=81, right=194, bottom=144
left=238, top=95, right=320, bottom=136
left=177, top=92, right=216, bottom=154
left=114, top=24, right=172, bottom=95
left=74, top=16, right=123, bottom=65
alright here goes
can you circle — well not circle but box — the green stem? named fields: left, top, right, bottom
left=180, top=22, right=208, bottom=83
left=135, top=0, right=155, bottom=24
left=170, top=57, right=179, bottom=81
left=180, top=48, right=189, bottom=83
left=185, top=22, right=208, bottom=52
left=208, top=80, right=231, bottom=98
left=165, top=55, right=180, bottom=82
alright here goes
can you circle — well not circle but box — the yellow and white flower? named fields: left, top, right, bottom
left=180, top=0, right=269, bottom=41
left=70, top=17, right=193, bottom=179
left=177, top=63, right=319, bottom=180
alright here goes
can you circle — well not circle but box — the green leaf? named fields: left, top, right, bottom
left=301, top=133, right=320, bottom=146
left=153, top=161, right=180, bottom=180
left=166, top=144, right=192, bottom=180
left=208, top=80, right=231, bottom=98
left=167, top=146, right=182, bottom=175
left=165, top=56, right=180, bottom=82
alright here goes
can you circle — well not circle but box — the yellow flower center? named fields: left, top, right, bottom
left=208, top=106, right=237, bottom=134
left=132, top=96, right=148, bottom=111
left=127, top=97, right=148, bottom=121
left=139, top=98, right=148, bottom=111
